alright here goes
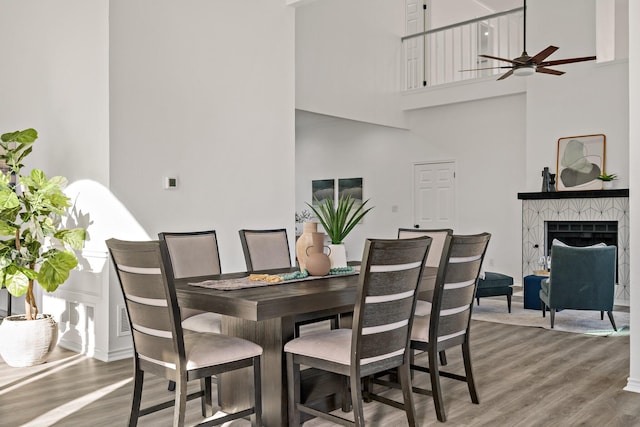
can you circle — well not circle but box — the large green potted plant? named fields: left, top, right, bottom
left=0, top=128, right=86, bottom=367
left=307, top=195, right=373, bottom=268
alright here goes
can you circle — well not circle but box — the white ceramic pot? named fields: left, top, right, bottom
left=602, top=181, right=614, bottom=190
left=0, top=314, right=58, bottom=367
left=328, top=243, right=348, bottom=269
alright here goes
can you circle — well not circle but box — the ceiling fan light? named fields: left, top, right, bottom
left=513, top=65, right=536, bottom=77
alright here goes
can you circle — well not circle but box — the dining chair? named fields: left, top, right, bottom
left=239, top=228, right=338, bottom=335
left=106, top=239, right=263, bottom=427
left=158, top=230, right=224, bottom=392
left=158, top=230, right=223, bottom=334
left=410, top=232, right=491, bottom=422
left=239, top=228, right=292, bottom=272
left=284, top=236, right=432, bottom=427
left=399, top=228, right=453, bottom=366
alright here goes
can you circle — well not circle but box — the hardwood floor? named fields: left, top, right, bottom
left=1, top=319, right=638, bottom=426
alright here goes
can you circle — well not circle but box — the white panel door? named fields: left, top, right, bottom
left=413, top=161, right=456, bottom=229
left=405, top=0, right=425, bottom=89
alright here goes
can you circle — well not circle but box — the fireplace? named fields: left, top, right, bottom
left=518, top=188, right=629, bottom=304
left=545, top=221, right=618, bottom=257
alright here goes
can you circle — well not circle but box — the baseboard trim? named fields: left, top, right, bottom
left=624, top=377, right=640, bottom=393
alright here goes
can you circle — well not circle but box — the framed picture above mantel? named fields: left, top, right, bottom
left=556, top=134, right=606, bottom=191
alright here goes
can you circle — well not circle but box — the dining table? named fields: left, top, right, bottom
left=174, top=266, right=437, bottom=426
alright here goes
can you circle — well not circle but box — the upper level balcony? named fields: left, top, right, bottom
left=402, top=6, right=524, bottom=90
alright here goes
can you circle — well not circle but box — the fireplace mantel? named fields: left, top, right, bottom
left=518, top=189, right=629, bottom=200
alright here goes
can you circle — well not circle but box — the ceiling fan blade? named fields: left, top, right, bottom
left=459, top=66, right=513, bottom=72
left=531, top=46, right=559, bottom=64
left=536, top=67, right=565, bottom=76
left=497, top=69, right=514, bottom=81
left=479, top=54, right=519, bottom=65
left=540, top=56, right=596, bottom=67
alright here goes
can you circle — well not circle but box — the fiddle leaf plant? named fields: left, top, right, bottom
left=307, top=195, right=373, bottom=244
left=0, top=128, right=86, bottom=320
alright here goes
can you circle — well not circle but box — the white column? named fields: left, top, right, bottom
left=624, top=0, right=640, bottom=393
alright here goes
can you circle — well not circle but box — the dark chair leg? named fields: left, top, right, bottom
left=601, top=310, right=604, bottom=320
left=462, top=340, right=479, bottom=404
left=507, top=295, right=512, bottom=313
left=129, top=369, right=144, bottom=427
left=350, top=374, right=366, bottom=426
left=252, top=356, right=262, bottom=427
left=607, top=311, right=618, bottom=331
left=439, top=350, right=447, bottom=366
left=200, top=377, right=213, bottom=417
left=398, top=362, right=417, bottom=427
left=550, top=308, right=556, bottom=328
left=173, top=376, right=188, bottom=427
left=476, top=297, right=480, bottom=306
left=541, top=300, right=546, bottom=317
left=429, top=347, right=447, bottom=422
left=286, top=354, right=302, bottom=427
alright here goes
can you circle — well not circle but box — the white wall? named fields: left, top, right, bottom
left=109, top=0, right=296, bottom=274
left=0, top=0, right=110, bottom=318
left=0, top=0, right=110, bottom=185
left=295, top=0, right=408, bottom=128
left=625, top=0, right=640, bottom=394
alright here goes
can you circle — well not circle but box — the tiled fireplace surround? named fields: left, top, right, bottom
left=518, top=189, right=630, bottom=305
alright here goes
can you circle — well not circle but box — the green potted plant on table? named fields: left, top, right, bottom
left=307, top=195, right=373, bottom=268
left=597, top=173, right=617, bottom=190
left=0, top=128, right=86, bottom=367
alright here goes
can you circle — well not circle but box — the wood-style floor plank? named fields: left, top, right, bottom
left=1, top=319, right=639, bottom=426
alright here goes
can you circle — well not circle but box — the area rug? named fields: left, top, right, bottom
left=471, top=297, right=630, bottom=337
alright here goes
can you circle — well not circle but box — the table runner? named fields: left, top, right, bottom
left=189, top=268, right=359, bottom=291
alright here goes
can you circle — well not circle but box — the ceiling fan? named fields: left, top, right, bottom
left=462, top=0, right=596, bottom=80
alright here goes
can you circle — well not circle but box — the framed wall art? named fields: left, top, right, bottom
left=338, top=177, right=363, bottom=205
left=556, top=134, right=606, bottom=191
left=311, top=179, right=335, bottom=206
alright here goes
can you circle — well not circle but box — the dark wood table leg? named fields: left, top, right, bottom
left=219, top=315, right=295, bottom=427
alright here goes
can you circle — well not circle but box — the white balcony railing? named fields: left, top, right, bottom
left=402, top=6, right=524, bottom=89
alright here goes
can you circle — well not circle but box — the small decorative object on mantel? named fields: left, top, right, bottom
left=597, top=173, right=617, bottom=190
left=541, top=167, right=552, bottom=192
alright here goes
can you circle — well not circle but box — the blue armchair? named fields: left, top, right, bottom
left=540, top=244, right=617, bottom=330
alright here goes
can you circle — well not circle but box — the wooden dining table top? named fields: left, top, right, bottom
left=174, top=266, right=438, bottom=322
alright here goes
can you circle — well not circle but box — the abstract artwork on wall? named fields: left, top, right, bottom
left=311, top=179, right=335, bottom=206
left=556, top=134, right=605, bottom=191
left=338, top=177, right=363, bottom=205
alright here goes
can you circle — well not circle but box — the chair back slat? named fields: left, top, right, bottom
left=127, top=300, right=174, bottom=334
left=117, top=270, right=168, bottom=301
left=430, top=233, right=491, bottom=349
left=107, top=239, right=184, bottom=370
left=239, top=228, right=291, bottom=271
left=353, top=237, right=431, bottom=365
left=159, top=230, right=221, bottom=279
